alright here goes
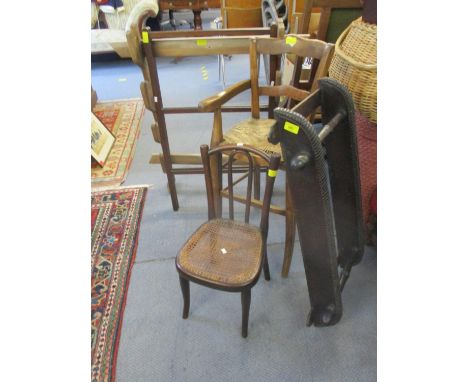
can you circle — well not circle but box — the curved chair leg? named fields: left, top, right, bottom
left=263, top=250, right=271, bottom=281
left=241, top=289, right=251, bottom=338
left=179, top=276, right=190, bottom=319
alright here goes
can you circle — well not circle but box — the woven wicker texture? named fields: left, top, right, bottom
left=221, top=119, right=282, bottom=158
left=355, top=110, right=376, bottom=222
left=177, top=219, right=263, bottom=287
left=329, top=18, right=377, bottom=123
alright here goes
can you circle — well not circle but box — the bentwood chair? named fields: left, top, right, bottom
left=198, top=35, right=334, bottom=276
left=175, top=144, right=280, bottom=338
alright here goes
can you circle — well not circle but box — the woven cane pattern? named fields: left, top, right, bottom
left=355, top=110, right=376, bottom=222
left=329, top=18, right=377, bottom=123
left=222, top=119, right=283, bottom=158
left=177, top=219, right=263, bottom=286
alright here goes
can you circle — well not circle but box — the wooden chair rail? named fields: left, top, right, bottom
left=255, top=35, right=329, bottom=57
left=309, top=0, right=361, bottom=7
left=259, top=85, right=310, bottom=101
left=198, top=79, right=251, bottom=112
left=148, top=34, right=309, bottom=57
left=220, top=191, right=286, bottom=217
left=149, top=28, right=271, bottom=39
left=162, top=105, right=269, bottom=114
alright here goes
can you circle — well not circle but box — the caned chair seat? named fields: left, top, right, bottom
left=221, top=119, right=283, bottom=158
left=176, top=219, right=263, bottom=287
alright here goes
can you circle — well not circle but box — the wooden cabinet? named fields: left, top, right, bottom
left=159, top=0, right=220, bottom=10
left=159, top=0, right=221, bottom=29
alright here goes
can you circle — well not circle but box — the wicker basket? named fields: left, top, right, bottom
left=329, top=18, right=377, bottom=123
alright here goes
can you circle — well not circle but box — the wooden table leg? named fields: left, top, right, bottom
left=193, top=10, right=202, bottom=30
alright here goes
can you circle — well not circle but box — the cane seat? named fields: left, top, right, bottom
left=176, top=219, right=263, bottom=287
left=221, top=119, right=282, bottom=159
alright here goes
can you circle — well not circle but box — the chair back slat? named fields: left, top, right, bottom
left=249, top=39, right=260, bottom=119
left=258, top=85, right=310, bottom=101
left=227, top=151, right=234, bottom=219
left=201, top=144, right=280, bottom=234
left=200, top=144, right=216, bottom=220
left=255, top=35, right=329, bottom=57
left=249, top=35, right=335, bottom=119
left=227, top=149, right=254, bottom=222
left=243, top=154, right=253, bottom=223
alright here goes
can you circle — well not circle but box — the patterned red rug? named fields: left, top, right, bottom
left=91, top=186, right=147, bottom=382
left=91, top=99, right=145, bottom=188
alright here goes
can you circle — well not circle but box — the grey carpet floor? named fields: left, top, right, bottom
left=91, top=15, right=377, bottom=380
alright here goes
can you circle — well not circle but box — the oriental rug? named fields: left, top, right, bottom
left=91, top=186, right=147, bottom=382
left=91, top=99, right=145, bottom=188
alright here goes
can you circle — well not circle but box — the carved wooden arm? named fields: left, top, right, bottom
left=125, top=0, right=159, bottom=67
left=198, top=80, right=251, bottom=112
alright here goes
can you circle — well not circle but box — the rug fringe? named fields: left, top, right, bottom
left=94, top=98, right=144, bottom=105
left=91, top=184, right=153, bottom=192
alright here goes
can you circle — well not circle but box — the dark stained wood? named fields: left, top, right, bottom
left=219, top=191, right=286, bottom=216
left=241, top=289, right=251, bottom=338
left=262, top=247, right=271, bottom=281
left=176, top=145, right=280, bottom=337
left=362, top=0, right=377, bottom=25
left=268, top=23, right=279, bottom=118
left=226, top=150, right=254, bottom=223
left=179, top=276, right=190, bottom=319
left=253, top=166, right=260, bottom=200
left=193, top=10, right=202, bottom=30
left=159, top=0, right=221, bottom=30
left=269, top=77, right=365, bottom=326
left=282, top=178, right=296, bottom=277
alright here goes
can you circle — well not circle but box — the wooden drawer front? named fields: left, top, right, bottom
left=201, top=0, right=220, bottom=7
left=160, top=0, right=220, bottom=9
left=160, top=1, right=198, bottom=10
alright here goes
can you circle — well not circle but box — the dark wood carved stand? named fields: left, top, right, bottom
left=268, top=78, right=365, bottom=326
